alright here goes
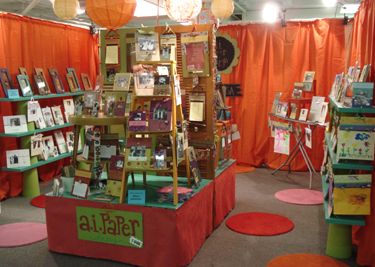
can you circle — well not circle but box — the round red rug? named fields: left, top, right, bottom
left=226, top=212, right=294, bottom=236
left=30, top=195, right=46, bottom=208
left=0, top=222, right=47, bottom=248
left=275, top=189, right=323, bottom=205
left=267, top=253, right=348, bottom=267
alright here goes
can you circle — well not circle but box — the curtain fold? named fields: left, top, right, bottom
left=0, top=13, right=98, bottom=200
left=219, top=19, right=346, bottom=171
left=347, top=0, right=375, bottom=266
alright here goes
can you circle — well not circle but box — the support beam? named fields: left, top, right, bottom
left=21, top=0, right=41, bottom=15
left=234, top=0, right=247, bottom=13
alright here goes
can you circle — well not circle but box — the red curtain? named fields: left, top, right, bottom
left=0, top=13, right=99, bottom=200
left=347, top=1, right=375, bottom=266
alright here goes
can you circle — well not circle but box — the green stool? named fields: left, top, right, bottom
left=326, top=224, right=352, bottom=259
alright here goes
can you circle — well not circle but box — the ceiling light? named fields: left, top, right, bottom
left=340, top=4, right=360, bottom=14
left=134, top=0, right=166, bottom=17
left=262, top=2, right=280, bottom=23
left=322, top=0, right=337, bottom=7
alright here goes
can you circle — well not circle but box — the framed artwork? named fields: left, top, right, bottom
left=134, top=71, right=154, bottom=96
left=42, top=107, right=55, bottom=127
left=299, top=109, right=309, bottom=121
left=3, top=115, right=28, bottom=133
left=34, top=73, right=48, bottom=95
left=51, top=105, right=65, bottom=125
left=19, top=67, right=28, bottom=76
left=71, top=171, right=91, bottom=199
left=135, top=31, right=160, bottom=62
left=30, top=134, right=43, bottom=157
left=42, top=135, right=55, bottom=159
left=48, top=68, right=65, bottom=93
left=67, top=68, right=81, bottom=90
left=34, top=68, right=51, bottom=94
left=6, top=149, right=31, bottom=168
left=113, top=73, right=132, bottom=91
left=17, top=74, right=33, bottom=97
left=0, top=68, right=13, bottom=96
left=66, top=72, right=78, bottom=92
left=63, top=98, right=75, bottom=122
left=81, top=73, right=92, bottom=90
left=54, top=130, right=67, bottom=154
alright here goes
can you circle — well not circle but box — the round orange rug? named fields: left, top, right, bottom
left=235, top=165, right=255, bottom=174
left=267, top=254, right=348, bottom=267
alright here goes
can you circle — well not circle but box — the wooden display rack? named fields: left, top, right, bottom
left=121, top=60, right=190, bottom=205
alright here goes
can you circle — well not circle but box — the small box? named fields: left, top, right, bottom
left=333, top=174, right=372, bottom=215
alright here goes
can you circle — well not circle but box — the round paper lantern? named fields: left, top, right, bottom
left=211, top=0, right=234, bottom=20
left=86, top=0, right=137, bottom=30
left=53, top=0, right=78, bottom=20
left=164, top=0, right=202, bottom=23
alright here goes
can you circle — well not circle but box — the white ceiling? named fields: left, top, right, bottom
left=0, top=0, right=361, bottom=29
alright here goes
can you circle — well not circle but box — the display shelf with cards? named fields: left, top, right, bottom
left=0, top=78, right=85, bottom=197
left=123, top=60, right=191, bottom=205
left=321, top=71, right=375, bottom=260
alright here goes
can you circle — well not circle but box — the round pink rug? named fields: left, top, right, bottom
left=0, top=222, right=47, bottom=247
left=275, top=189, right=323, bottom=205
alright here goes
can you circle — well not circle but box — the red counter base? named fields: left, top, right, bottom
left=45, top=161, right=236, bottom=267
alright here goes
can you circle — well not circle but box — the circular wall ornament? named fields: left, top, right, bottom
left=216, top=33, right=240, bottom=74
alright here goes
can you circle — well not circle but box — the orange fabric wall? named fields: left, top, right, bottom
left=0, top=13, right=99, bottom=200
left=219, top=19, right=346, bottom=171
left=347, top=1, right=375, bottom=266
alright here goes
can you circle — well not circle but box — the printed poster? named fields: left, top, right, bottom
left=274, top=128, right=290, bottom=155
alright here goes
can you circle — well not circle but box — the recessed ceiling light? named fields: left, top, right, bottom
left=262, top=2, right=280, bottom=23
left=340, top=4, right=360, bottom=14
left=322, top=0, right=337, bottom=7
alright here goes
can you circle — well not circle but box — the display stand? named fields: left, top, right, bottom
left=269, top=113, right=324, bottom=189
left=0, top=92, right=84, bottom=197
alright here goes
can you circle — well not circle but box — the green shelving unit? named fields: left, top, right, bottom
left=0, top=91, right=84, bottom=102
left=329, top=96, right=375, bottom=114
left=0, top=123, right=73, bottom=137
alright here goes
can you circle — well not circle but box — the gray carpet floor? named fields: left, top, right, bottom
left=0, top=168, right=357, bottom=267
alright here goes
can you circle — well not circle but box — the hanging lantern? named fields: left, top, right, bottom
left=86, top=0, right=137, bottom=30
left=211, top=0, right=234, bottom=20
left=164, top=0, right=202, bottom=23
left=53, top=0, right=78, bottom=20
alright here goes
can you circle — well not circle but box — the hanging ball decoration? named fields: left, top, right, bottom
left=53, top=0, right=78, bottom=20
left=86, top=0, right=137, bottom=30
left=164, top=0, right=202, bottom=23
left=211, top=0, right=234, bottom=20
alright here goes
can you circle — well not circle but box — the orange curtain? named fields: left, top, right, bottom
left=347, top=0, right=375, bottom=266
left=0, top=13, right=99, bottom=200
left=219, top=19, right=346, bottom=171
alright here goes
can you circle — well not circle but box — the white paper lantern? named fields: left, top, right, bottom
left=164, top=0, right=202, bottom=23
left=53, top=0, right=78, bottom=20
left=211, top=0, right=234, bottom=20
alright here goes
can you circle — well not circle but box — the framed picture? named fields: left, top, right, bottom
left=134, top=71, right=154, bottom=96
left=51, top=106, right=65, bottom=125
left=135, top=31, right=160, bottom=62
left=81, top=73, right=92, bottom=90
left=42, top=107, right=55, bottom=127
left=66, top=131, right=74, bottom=152
left=66, top=72, right=78, bottom=92
left=299, top=108, right=309, bottom=121
left=6, top=149, right=31, bottom=168
left=63, top=98, right=75, bottom=122
left=49, top=68, right=65, bottom=93
left=54, top=130, right=67, bottom=154
left=42, top=135, right=55, bottom=159
left=113, top=73, right=132, bottom=91
left=83, top=91, right=99, bottom=109
left=34, top=73, right=48, bottom=95
left=303, top=71, right=315, bottom=83
left=71, top=169, right=91, bottom=198
left=30, top=134, right=43, bottom=157
left=34, top=68, right=51, bottom=94
left=27, top=100, right=42, bottom=122
left=17, top=74, right=33, bottom=97
left=19, top=67, right=28, bottom=76
left=0, top=68, right=13, bottom=96
left=3, top=115, right=28, bottom=133
left=67, top=68, right=81, bottom=90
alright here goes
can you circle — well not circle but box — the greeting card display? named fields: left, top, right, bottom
left=34, top=68, right=51, bottom=94
left=149, top=99, right=172, bottom=132
left=134, top=71, right=154, bottom=96
left=135, top=31, right=160, bottom=62
left=49, top=68, right=65, bottom=93
left=67, top=68, right=81, bottom=90
left=181, top=32, right=210, bottom=77
left=54, top=130, right=67, bottom=154
left=51, top=106, right=65, bottom=125
left=3, top=115, right=28, bottom=133
left=352, top=82, right=374, bottom=107
left=109, top=155, right=124, bottom=180
left=6, top=149, right=31, bottom=168
left=125, top=138, right=152, bottom=169
left=128, top=110, right=147, bottom=132
left=0, top=68, right=13, bottom=96
left=113, top=73, right=132, bottom=91
left=81, top=73, right=92, bottom=90
left=17, top=74, right=33, bottom=97
left=336, top=129, right=374, bottom=161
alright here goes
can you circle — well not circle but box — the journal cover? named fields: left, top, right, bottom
left=114, top=101, right=126, bottom=116
left=109, top=155, right=124, bottom=180
left=128, top=111, right=148, bottom=132
left=149, top=99, right=172, bottom=132
left=125, top=138, right=152, bottom=169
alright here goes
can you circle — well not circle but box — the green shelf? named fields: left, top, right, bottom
left=0, top=91, right=84, bottom=102
left=329, top=96, right=375, bottom=114
left=1, top=150, right=80, bottom=172
left=321, top=175, right=366, bottom=226
left=325, top=133, right=373, bottom=171
left=0, top=123, right=74, bottom=137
